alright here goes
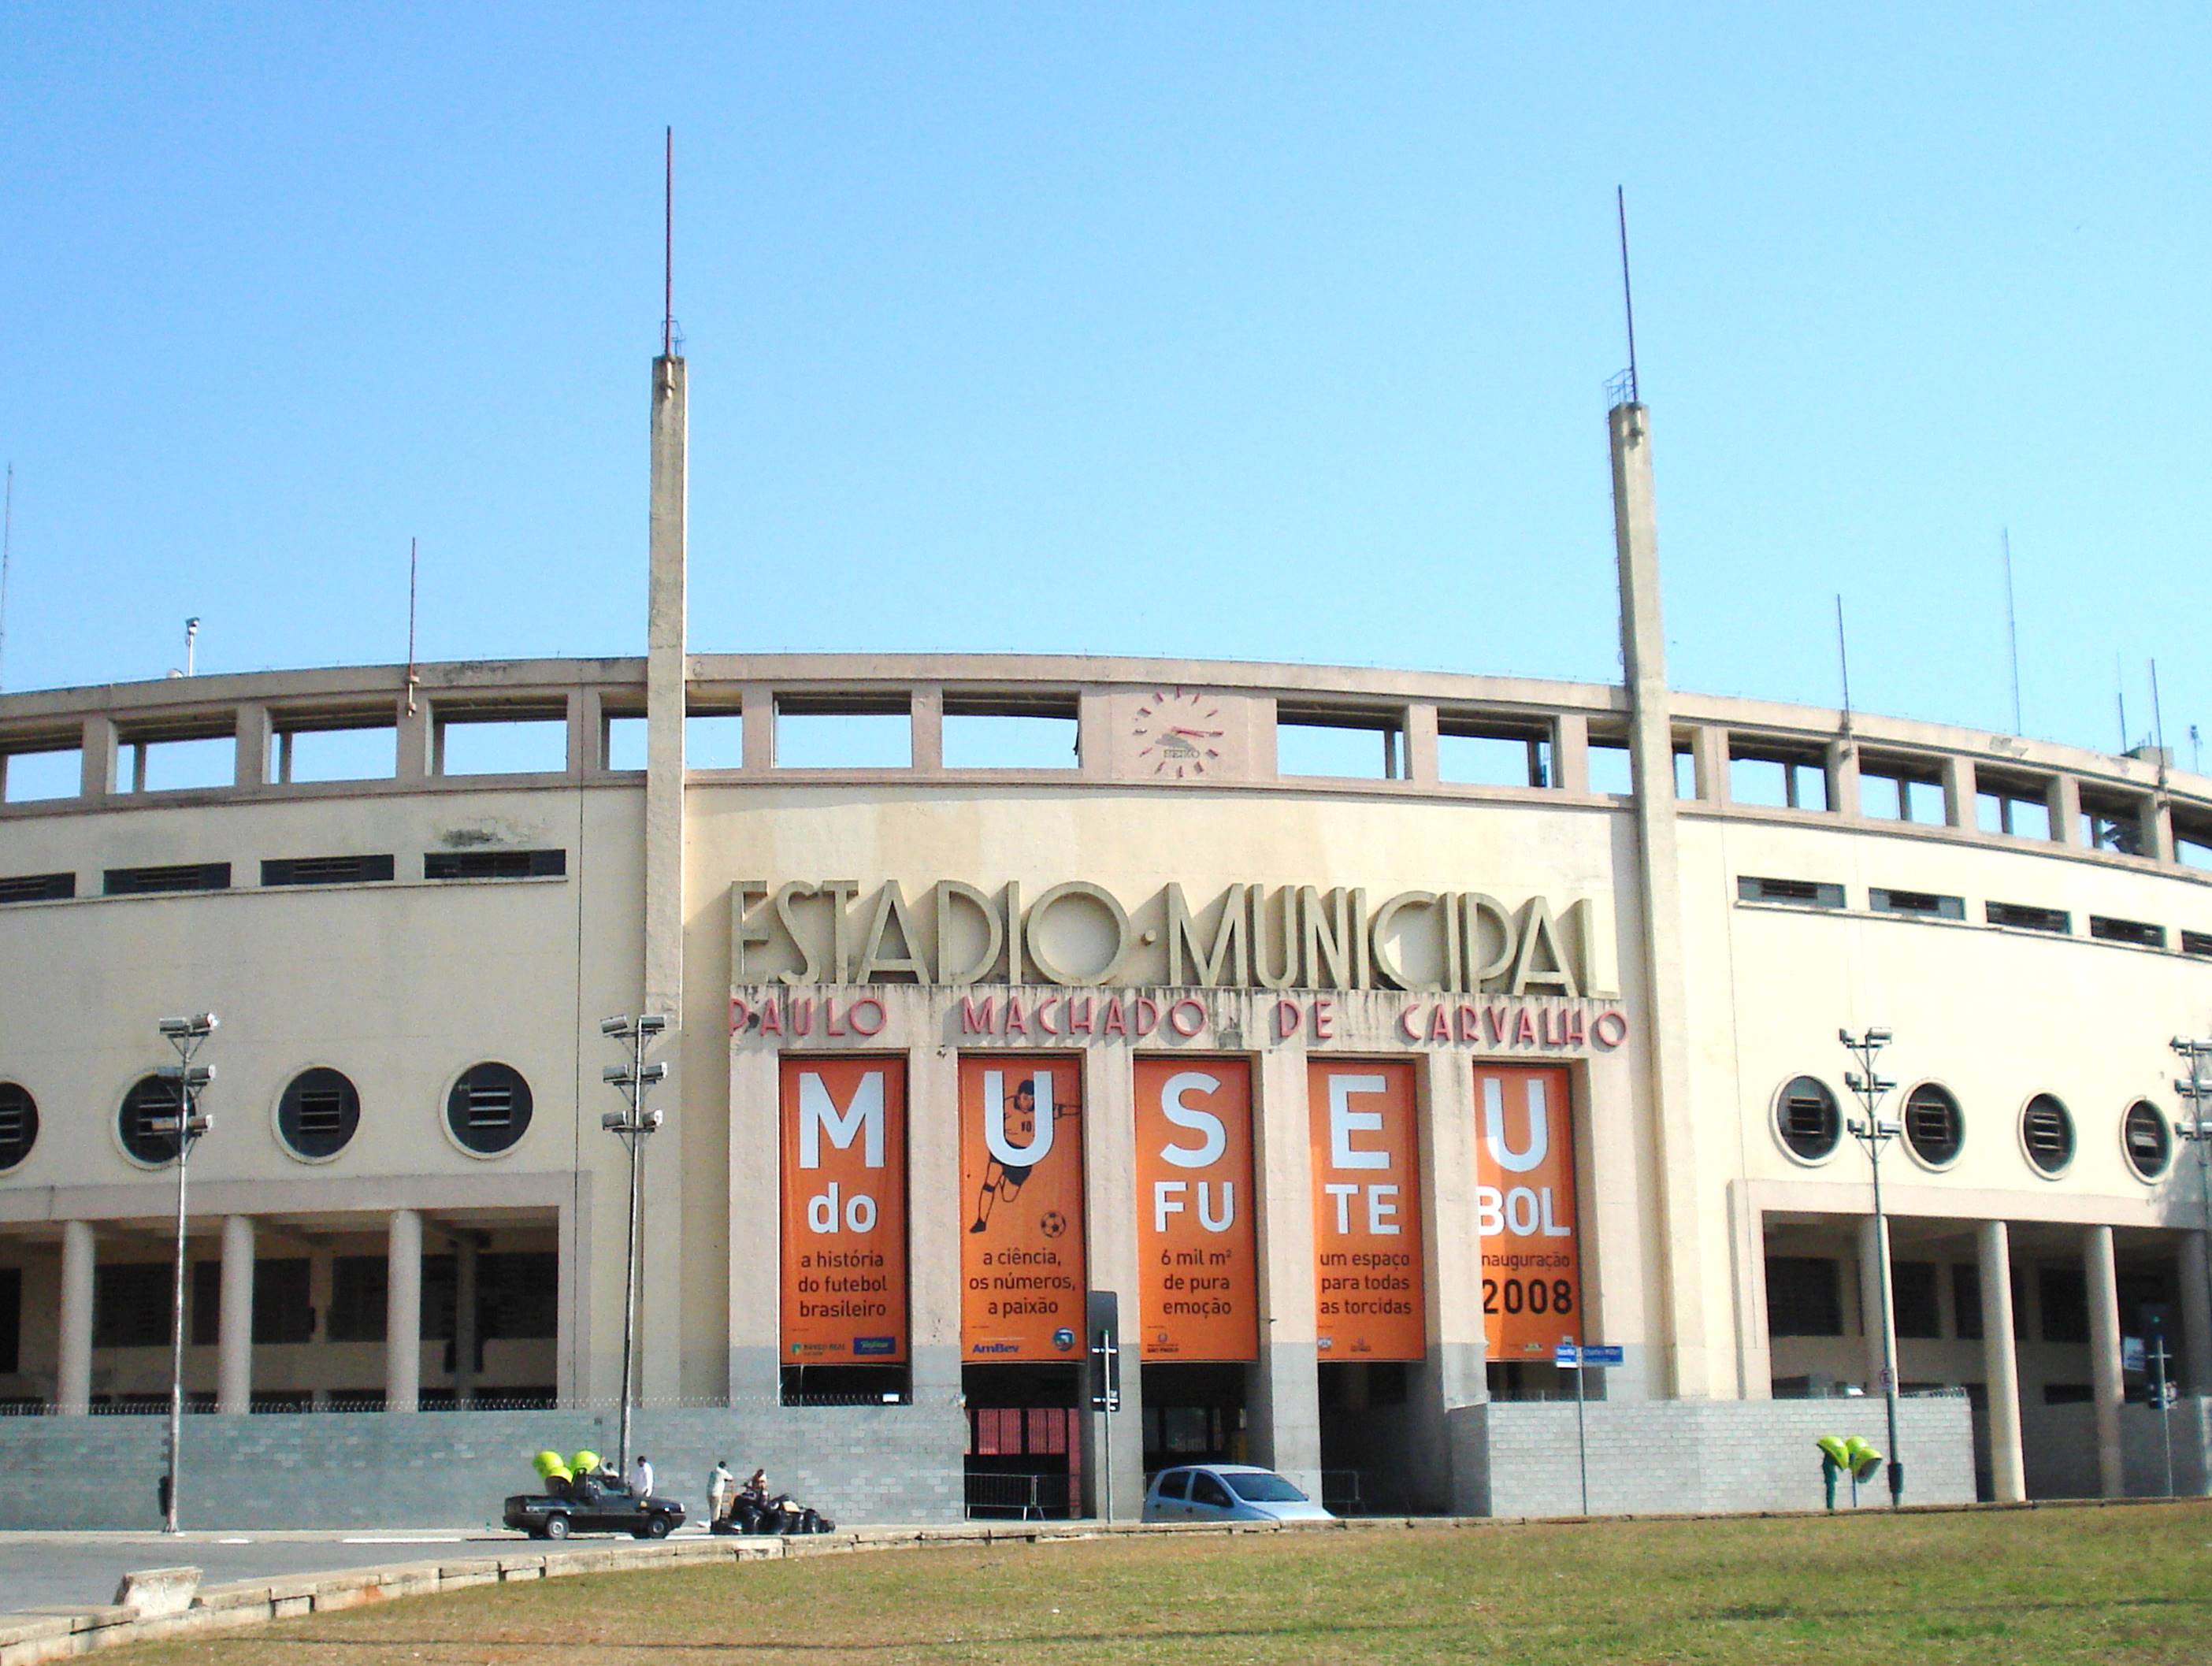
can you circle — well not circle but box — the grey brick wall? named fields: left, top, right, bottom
left=2021, top=1398, right=2212, bottom=1500
left=1448, top=1396, right=1976, bottom=1517
left=0, top=1403, right=969, bottom=1531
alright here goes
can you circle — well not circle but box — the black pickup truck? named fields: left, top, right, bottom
left=503, top=1479, right=686, bottom=1539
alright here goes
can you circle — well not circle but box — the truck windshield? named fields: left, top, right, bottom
left=1225, top=1472, right=1308, bottom=1503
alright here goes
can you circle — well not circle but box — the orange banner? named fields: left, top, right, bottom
left=959, top=1055, right=1086, bottom=1363
left=1472, top=1064, right=1579, bottom=1361
left=1308, top=1059, right=1425, bottom=1360
left=779, top=1057, right=907, bottom=1364
left=1134, top=1058, right=1257, bottom=1362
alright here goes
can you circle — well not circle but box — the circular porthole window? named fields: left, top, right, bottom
left=446, top=1063, right=532, bottom=1156
left=117, top=1074, right=186, bottom=1166
left=1775, top=1076, right=1841, bottom=1162
left=2020, top=1093, right=2074, bottom=1176
left=277, top=1067, right=360, bottom=1161
left=1902, top=1083, right=1965, bottom=1168
left=0, top=1084, right=38, bottom=1171
left=2123, top=1100, right=2173, bottom=1182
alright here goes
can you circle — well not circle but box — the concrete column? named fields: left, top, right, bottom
left=1080, top=1046, right=1144, bottom=1521
left=907, top=1046, right=962, bottom=1406
left=2084, top=1225, right=2125, bottom=1497
left=1553, top=712, right=1590, bottom=795
left=564, top=689, right=592, bottom=778
left=453, top=1236, right=478, bottom=1407
left=1977, top=1220, right=2025, bottom=1501
left=57, top=1220, right=94, bottom=1415
left=395, top=696, right=432, bottom=781
left=1942, top=755, right=1976, bottom=829
left=1825, top=739, right=1860, bottom=819
left=741, top=683, right=775, bottom=770
left=1857, top=1213, right=1897, bottom=1397
left=1609, top=399, right=1712, bottom=1397
left=217, top=1215, right=254, bottom=1415
left=910, top=687, right=943, bottom=774
left=386, top=1208, right=421, bottom=1414
left=1249, top=1042, right=1320, bottom=1499
left=233, top=704, right=270, bottom=788
left=1077, top=688, right=1112, bottom=780
left=1691, top=725, right=1728, bottom=803
left=2046, top=774, right=2080, bottom=847
left=1403, top=703, right=1438, bottom=785
left=80, top=715, right=117, bottom=798
left=2145, top=796, right=2175, bottom=864
left=2178, top=1232, right=2212, bottom=1396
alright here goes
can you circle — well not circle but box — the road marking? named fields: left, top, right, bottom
left=340, top=1537, right=464, bottom=1545
left=217, top=1538, right=253, bottom=1545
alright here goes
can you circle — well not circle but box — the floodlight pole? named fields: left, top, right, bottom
left=2172, top=1037, right=2212, bottom=1395
left=155, top=1015, right=217, bottom=1534
left=1842, top=1027, right=1904, bottom=1508
left=601, top=1015, right=668, bottom=1474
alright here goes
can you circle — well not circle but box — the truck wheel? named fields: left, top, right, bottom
left=643, top=1513, right=672, bottom=1539
left=544, top=1515, right=570, bottom=1540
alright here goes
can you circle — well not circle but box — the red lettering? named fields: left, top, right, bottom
left=1592, top=1009, right=1629, bottom=1049
left=849, top=996, right=886, bottom=1037
left=1455, top=1004, right=1479, bottom=1043
left=1167, top=997, right=1206, bottom=1037
left=1275, top=999, right=1303, bottom=1041
left=825, top=996, right=848, bottom=1037
left=1565, top=1007, right=1585, bottom=1046
left=1038, top=997, right=1062, bottom=1037
left=1134, top=997, right=1160, bottom=1037
left=1101, top=997, right=1128, bottom=1037
left=958, top=995, right=996, bottom=1035
left=1397, top=1005, right=1421, bottom=1043
left=1427, top=1005, right=1450, bottom=1044
left=1066, top=997, right=1095, bottom=1037
left=1513, top=1006, right=1537, bottom=1046
left=1312, top=998, right=1334, bottom=1041
left=1484, top=1006, right=1506, bottom=1044
left=791, top=998, right=814, bottom=1037
left=1004, top=996, right=1030, bottom=1038
left=729, top=998, right=750, bottom=1037
left=759, top=1000, right=785, bottom=1038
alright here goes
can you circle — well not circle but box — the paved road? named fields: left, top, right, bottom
left=0, top=1527, right=710, bottom=1615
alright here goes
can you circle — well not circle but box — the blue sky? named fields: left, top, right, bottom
left=2, top=5, right=2207, bottom=763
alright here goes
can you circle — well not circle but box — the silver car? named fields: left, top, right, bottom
left=1142, top=1464, right=1334, bottom=1523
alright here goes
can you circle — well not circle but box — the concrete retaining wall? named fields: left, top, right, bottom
left=2021, top=1399, right=2212, bottom=1501
left=0, top=1403, right=967, bottom=1531
left=1448, top=1396, right=1977, bottom=1516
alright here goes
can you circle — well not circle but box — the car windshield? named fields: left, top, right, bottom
left=1224, top=1471, right=1308, bottom=1503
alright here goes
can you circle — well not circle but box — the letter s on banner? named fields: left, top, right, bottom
left=1135, top=1058, right=1257, bottom=1362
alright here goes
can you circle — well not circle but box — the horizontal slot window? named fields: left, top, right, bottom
left=424, top=848, right=566, bottom=881
left=262, top=855, right=396, bottom=887
left=1986, top=901, right=2069, bottom=934
left=2089, top=914, right=2165, bottom=948
left=103, top=863, right=230, bottom=896
left=1277, top=709, right=1404, bottom=781
left=0, top=871, right=74, bottom=904
left=1738, top=876, right=1844, bottom=909
left=2182, top=930, right=2212, bottom=959
left=1869, top=888, right=1964, bottom=920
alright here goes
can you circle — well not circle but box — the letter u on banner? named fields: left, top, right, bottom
left=779, top=1057, right=909, bottom=1365
left=1472, top=1065, right=1578, bottom=1361
left=1135, top=1058, right=1257, bottom=1362
left=959, top=1055, right=1087, bottom=1362
left=1307, top=1059, right=1426, bottom=1361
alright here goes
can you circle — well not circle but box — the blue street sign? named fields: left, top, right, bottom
left=1553, top=1342, right=1624, bottom=1368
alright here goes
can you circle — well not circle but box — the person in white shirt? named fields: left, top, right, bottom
left=630, top=1453, right=655, bottom=1501
left=707, top=1460, right=734, bottom=1522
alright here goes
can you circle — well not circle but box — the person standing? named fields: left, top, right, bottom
left=630, top=1453, right=655, bottom=1501
left=707, top=1459, right=734, bottom=1522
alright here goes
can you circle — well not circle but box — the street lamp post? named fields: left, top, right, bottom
left=599, top=1015, right=668, bottom=1475
left=1841, top=1026, right=1904, bottom=1509
left=2170, top=1036, right=2212, bottom=1393
left=154, top=1014, right=217, bottom=1535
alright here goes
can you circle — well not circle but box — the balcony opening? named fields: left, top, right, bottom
left=1438, top=718, right=1551, bottom=788
left=125, top=729, right=235, bottom=792
left=2, top=744, right=80, bottom=803
left=1728, top=748, right=1829, bottom=811
left=685, top=706, right=746, bottom=770
left=1976, top=780, right=2052, bottom=840
left=435, top=704, right=569, bottom=777
left=774, top=693, right=911, bottom=770
left=943, top=693, right=1079, bottom=770
left=274, top=717, right=399, bottom=784
left=1587, top=737, right=1631, bottom=796
left=1860, top=760, right=1944, bottom=824
left=603, top=711, right=648, bottom=771
left=1276, top=706, right=1403, bottom=781
left=2080, top=788, right=2147, bottom=855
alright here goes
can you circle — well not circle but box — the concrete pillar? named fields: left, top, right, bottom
left=1857, top=1214, right=1897, bottom=1397
left=1248, top=1043, right=1320, bottom=1499
left=907, top=1048, right=962, bottom=1407
left=453, top=1236, right=478, bottom=1407
left=2145, top=796, right=2175, bottom=864
left=1608, top=399, right=1712, bottom=1397
left=57, top=1220, right=94, bottom=1415
left=640, top=350, right=688, bottom=1404
left=217, top=1215, right=254, bottom=1415
left=2084, top=1225, right=2125, bottom=1497
left=1404, top=703, right=1438, bottom=785
left=1691, top=725, right=1728, bottom=803
left=2046, top=774, right=2080, bottom=847
left=1977, top=1220, right=2025, bottom=1501
left=910, top=687, right=943, bottom=774
left=395, top=696, right=432, bottom=781
left=1942, top=755, right=1976, bottom=829
left=386, top=1208, right=421, bottom=1414
left=233, top=704, right=270, bottom=788
left=1825, top=739, right=1860, bottom=819
left=80, top=715, right=117, bottom=798
left=1081, top=1046, right=1144, bottom=1521
left=742, top=683, right=775, bottom=770
left=2178, top=1233, right=2212, bottom=1396
left=1553, top=712, right=1590, bottom=796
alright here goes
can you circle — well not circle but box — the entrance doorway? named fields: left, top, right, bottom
left=1316, top=1360, right=1415, bottom=1514
left=963, top=1364, right=1081, bottom=1519
left=1140, top=1363, right=1248, bottom=1475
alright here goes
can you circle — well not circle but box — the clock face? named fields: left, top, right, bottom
left=1132, top=688, right=1225, bottom=779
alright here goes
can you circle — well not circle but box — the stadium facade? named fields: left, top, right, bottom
left=0, top=351, right=2205, bottom=1525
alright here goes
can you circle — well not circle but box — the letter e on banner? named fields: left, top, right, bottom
left=1136, top=1059, right=1257, bottom=1362
left=1307, top=1060, right=1425, bottom=1360
left=779, top=1058, right=908, bottom=1365
left=1472, top=1065, right=1579, bottom=1361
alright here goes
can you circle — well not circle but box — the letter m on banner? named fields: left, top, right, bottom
left=800, top=1070, right=885, bottom=1169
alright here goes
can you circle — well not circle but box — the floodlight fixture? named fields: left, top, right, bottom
left=158, top=1015, right=217, bottom=1041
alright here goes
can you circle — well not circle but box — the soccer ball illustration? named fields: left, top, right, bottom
left=1038, top=1210, right=1067, bottom=1240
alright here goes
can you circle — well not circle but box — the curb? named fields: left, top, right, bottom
left=1, top=1495, right=2203, bottom=1664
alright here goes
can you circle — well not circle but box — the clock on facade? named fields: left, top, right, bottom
left=1131, top=689, right=1225, bottom=779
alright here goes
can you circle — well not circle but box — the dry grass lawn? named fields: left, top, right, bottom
left=109, top=1502, right=2212, bottom=1665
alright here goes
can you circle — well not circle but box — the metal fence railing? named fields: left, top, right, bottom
left=1319, top=1468, right=1366, bottom=1516
left=964, top=1470, right=1071, bottom=1520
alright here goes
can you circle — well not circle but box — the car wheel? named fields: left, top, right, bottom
left=544, top=1515, right=570, bottom=1540
left=643, top=1513, right=672, bottom=1539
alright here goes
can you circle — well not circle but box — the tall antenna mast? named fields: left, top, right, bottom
left=1835, top=594, right=1854, bottom=723
left=405, top=536, right=419, bottom=716
left=2001, top=528, right=2022, bottom=735
left=1616, top=187, right=1640, bottom=403
left=2116, top=654, right=2128, bottom=754
left=662, top=126, right=674, bottom=358
left=2151, top=658, right=2168, bottom=766
left=0, top=462, right=13, bottom=694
